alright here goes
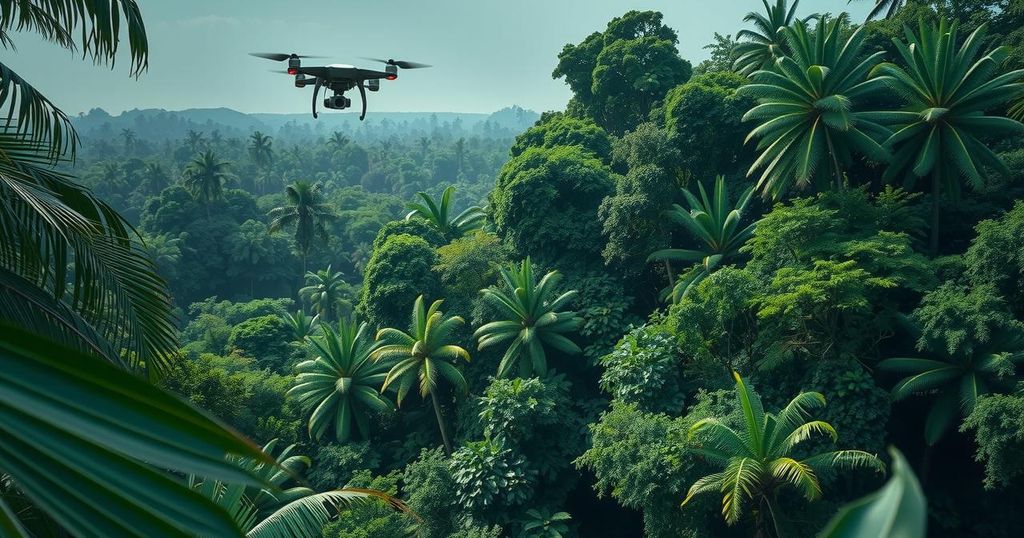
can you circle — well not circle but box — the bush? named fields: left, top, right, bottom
left=227, top=314, right=297, bottom=371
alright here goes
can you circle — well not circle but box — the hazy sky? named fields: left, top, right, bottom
left=5, top=0, right=870, bottom=116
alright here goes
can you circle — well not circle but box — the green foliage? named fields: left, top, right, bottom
left=805, top=361, right=892, bottom=455
left=511, top=113, right=613, bottom=161
left=744, top=188, right=929, bottom=279
left=517, top=508, right=571, bottom=538
left=964, top=201, right=1024, bottom=314
left=490, top=146, right=615, bottom=267
left=474, top=258, right=582, bottom=378
left=553, top=10, right=692, bottom=134
left=160, top=353, right=302, bottom=445
left=403, top=448, right=460, bottom=537
left=359, top=234, right=442, bottom=330
left=649, top=176, right=757, bottom=302
left=820, top=448, right=927, bottom=538
left=880, top=284, right=1024, bottom=444
left=451, top=438, right=536, bottom=516
left=184, top=150, right=235, bottom=213
left=320, top=471, right=408, bottom=538
left=912, top=283, right=1022, bottom=357
left=228, top=315, right=298, bottom=372
left=307, top=442, right=381, bottom=492
left=739, top=14, right=891, bottom=196
left=281, top=310, right=320, bottom=343
left=961, top=391, right=1024, bottom=489
left=756, top=259, right=897, bottom=363
left=435, top=232, right=509, bottom=313
left=662, top=72, right=757, bottom=178
left=682, top=373, right=884, bottom=533
left=599, top=323, right=686, bottom=414
left=577, top=397, right=731, bottom=538
left=564, top=270, right=642, bottom=361
left=599, top=123, right=680, bottom=275
left=665, top=267, right=760, bottom=383
left=289, top=320, right=391, bottom=443
left=193, top=438, right=404, bottom=538
left=371, top=218, right=447, bottom=252
left=227, top=219, right=295, bottom=295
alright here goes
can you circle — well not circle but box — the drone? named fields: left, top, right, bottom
left=250, top=52, right=431, bottom=120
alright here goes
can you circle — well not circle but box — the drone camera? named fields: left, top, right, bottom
left=324, top=95, right=352, bottom=110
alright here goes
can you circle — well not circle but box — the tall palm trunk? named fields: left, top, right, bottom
left=930, top=167, right=941, bottom=256
left=431, top=392, right=453, bottom=455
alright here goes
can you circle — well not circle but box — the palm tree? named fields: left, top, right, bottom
left=683, top=372, right=884, bottom=536
left=248, top=131, right=274, bottom=173
left=268, top=181, right=337, bottom=274
left=738, top=14, right=891, bottom=197
left=649, top=176, right=758, bottom=302
left=185, top=129, right=206, bottom=153
left=474, top=258, right=582, bottom=379
left=453, top=137, right=466, bottom=175
left=869, top=20, right=1024, bottom=255
left=192, top=439, right=413, bottom=538
left=0, top=0, right=178, bottom=372
left=372, top=296, right=470, bottom=455
left=289, top=320, right=392, bottom=442
left=858, top=0, right=905, bottom=21
left=878, top=329, right=1023, bottom=445
left=405, top=185, right=485, bottom=239
left=142, top=161, right=170, bottom=194
left=299, top=265, right=352, bottom=322
left=327, top=131, right=350, bottom=150
left=120, top=128, right=136, bottom=152
left=733, top=0, right=813, bottom=76
left=183, top=150, right=234, bottom=218
left=282, top=310, right=321, bottom=343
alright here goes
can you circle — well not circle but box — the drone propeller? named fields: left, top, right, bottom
left=250, top=52, right=325, bottom=62
left=360, top=57, right=432, bottom=69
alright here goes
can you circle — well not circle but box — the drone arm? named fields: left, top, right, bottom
left=311, top=78, right=323, bottom=119
left=357, top=80, right=368, bottom=121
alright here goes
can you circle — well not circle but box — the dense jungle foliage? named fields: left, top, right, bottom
left=4, top=0, right=1024, bottom=536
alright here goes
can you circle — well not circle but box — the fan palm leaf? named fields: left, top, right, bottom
left=869, top=19, right=1024, bottom=254
left=878, top=327, right=1023, bottom=444
left=474, top=257, right=582, bottom=378
left=739, top=14, right=892, bottom=198
left=288, top=319, right=391, bottom=442
left=733, top=0, right=815, bottom=76
left=0, top=323, right=271, bottom=537
left=405, top=185, right=485, bottom=239
left=648, top=176, right=756, bottom=302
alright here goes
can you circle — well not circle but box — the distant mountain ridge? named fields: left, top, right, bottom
left=73, top=106, right=540, bottom=143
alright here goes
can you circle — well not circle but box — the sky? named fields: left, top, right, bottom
left=5, top=0, right=871, bottom=116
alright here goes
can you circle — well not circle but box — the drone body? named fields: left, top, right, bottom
left=250, top=53, right=430, bottom=120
